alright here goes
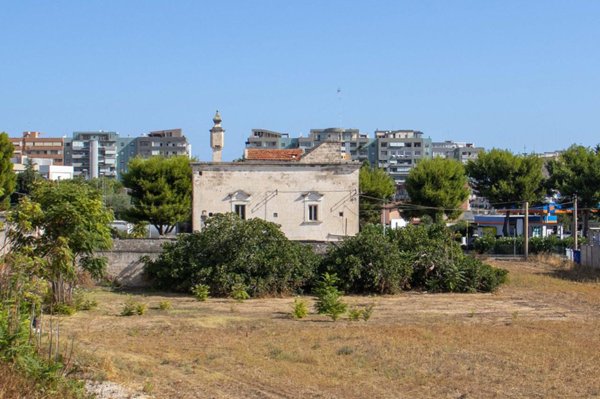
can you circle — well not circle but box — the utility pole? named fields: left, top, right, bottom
left=524, top=201, right=529, bottom=260
left=574, top=194, right=578, bottom=250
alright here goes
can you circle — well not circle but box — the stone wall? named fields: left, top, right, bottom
left=98, top=238, right=174, bottom=287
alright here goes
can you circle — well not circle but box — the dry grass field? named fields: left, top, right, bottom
left=50, top=257, right=600, bottom=398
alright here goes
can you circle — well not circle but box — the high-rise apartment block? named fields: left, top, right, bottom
left=374, top=130, right=432, bottom=198
left=64, top=131, right=119, bottom=178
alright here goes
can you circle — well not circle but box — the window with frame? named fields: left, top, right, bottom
left=308, top=204, right=318, bottom=221
left=234, top=204, right=246, bottom=220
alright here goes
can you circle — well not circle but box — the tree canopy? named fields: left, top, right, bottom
left=405, top=157, right=470, bottom=222
left=122, top=156, right=192, bottom=235
left=547, top=144, right=600, bottom=236
left=85, top=176, right=131, bottom=219
left=9, top=180, right=113, bottom=305
left=466, top=149, right=545, bottom=236
left=359, top=162, right=396, bottom=226
left=0, top=132, right=16, bottom=209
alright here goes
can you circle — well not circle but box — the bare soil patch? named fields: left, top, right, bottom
left=49, top=259, right=600, bottom=398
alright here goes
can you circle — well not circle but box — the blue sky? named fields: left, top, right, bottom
left=2, top=1, right=599, bottom=161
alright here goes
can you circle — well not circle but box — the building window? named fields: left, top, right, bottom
left=234, top=204, right=246, bottom=220
left=303, top=192, right=323, bottom=223
left=308, top=205, right=318, bottom=221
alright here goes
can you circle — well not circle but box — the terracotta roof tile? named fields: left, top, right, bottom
left=245, top=148, right=304, bottom=161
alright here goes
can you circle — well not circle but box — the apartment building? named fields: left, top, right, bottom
left=245, top=129, right=297, bottom=149
left=9, top=131, right=65, bottom=165
left=64, top=131, right=119, bottom=178
left=135, top=129, right=191, bottom=159
left=245, top=127, right=375, bottom=164
left=375, top=130, right=432, bottom=198
left=432, top=141, right=483, bottom=163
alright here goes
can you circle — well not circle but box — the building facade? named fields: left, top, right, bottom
left=64, top=131, right=119, bottom=178
left=135, top=129, right=191, bottom=159
left=432, top=141, right=483, bottom=163
left=9, top=131, right=65, bottom=165
left=192, top=147, right=360, bottom=241
left=195, top=114, right=360, bottom=241
left=375, top=130, right=432, bottom=198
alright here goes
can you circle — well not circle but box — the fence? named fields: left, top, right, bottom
left=579, top=244, right=600, bottom=269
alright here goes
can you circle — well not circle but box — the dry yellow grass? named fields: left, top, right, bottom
left=49, top=259, right=600, bottom=398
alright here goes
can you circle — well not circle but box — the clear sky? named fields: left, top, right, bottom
left=2, top=1, right=599, bottom=161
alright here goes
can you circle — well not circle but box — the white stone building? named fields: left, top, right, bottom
left=191, top=113, right=360, bottom=241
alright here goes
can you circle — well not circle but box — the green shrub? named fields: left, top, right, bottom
left=230, top=283, right=250, bottom=302
left=121, top=296, right=146, bottom=316
left=347, top=307, right=363, bottom=321
left=145, top=214, right=319, bottom=296
left=73, top=289, right=98, bottom=311
left=191, top=284, right=210, bottom=301
left=52, top=303, right=76, bottom=316
left=320, top=225, right=411, bottom=294
left=158, top=301, right=172, bottom=310
left=314, top=273, right=347, bottom=321
left=362, top=303, right=375, bottom=321
left=291, top=298, right=309, bottom=319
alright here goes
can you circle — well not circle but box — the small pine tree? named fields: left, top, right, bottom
left=314, top=273, right=347, bottom=321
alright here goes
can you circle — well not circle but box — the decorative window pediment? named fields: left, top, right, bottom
left=302, top=192, right=323, bottom=202
left=228, top=190, right=252, bottom=202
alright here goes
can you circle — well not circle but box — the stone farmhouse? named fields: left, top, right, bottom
left=191, top=112, right=361, bottom=241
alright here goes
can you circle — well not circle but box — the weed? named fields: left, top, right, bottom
left=231, top=283, right=250, bottom=302
left=291, top=298, right=309, bottom=319
left=121, top=296, right=146, bottom=316
left=191, top=284, right=210, bottom=301
left=52, top=303, right=76, bottom=315
left=337, top=346, right=354, bottom=356
left=362, top=303, right=375, bottom=321
left=143, top=380, right=154, bottom=393
left=158, top=300, right=172, bottom=310
left=73, top=289, right=98, bottom=311
left=348, top=307, right=363, bottom=321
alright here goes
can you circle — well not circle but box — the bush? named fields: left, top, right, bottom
left=314, top=273, right=347, bottom=321
left=389, top=224, right=508, bottom=293
left=73, top=289, right=98, bottom=311
left=230, top=283, right=250, bottom=302
left=291, top=298, right=309, bottom=319
left=51, top=303, right=76, bottom=316
left=191, top=284, right=210, bottom=301
left=320, top=225, right=412, bottom=294
left=145, top=214, right=319, bottom=297
left=121, top=296, right=146, bottom=316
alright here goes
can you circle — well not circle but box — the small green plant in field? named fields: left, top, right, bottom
left=121, top=296, right=146, bottom=316
left=347, top=303, right=375, bottom=322
left=314, top=273, right=347, bottom=321
left=74, top=289, right=98, bottom=311
left=362, top=303, right=374, bottom=321
left=292, top=298, right=309, bottom=319
left=143, top=380, right=154, bottom=394
left=135, top=303, right=147, bottom=315
left=230, top=283, right=250, bottom=302
left=348, top=307, right=363, bottom=321
left=52, top=303, right=76, bottom=315
left=191, top=284, right=210, bottom=301
left=158, top=300, right=172, bottom=310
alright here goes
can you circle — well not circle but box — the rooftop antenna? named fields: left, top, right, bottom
left=337, top=87, right=342, bottom=127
